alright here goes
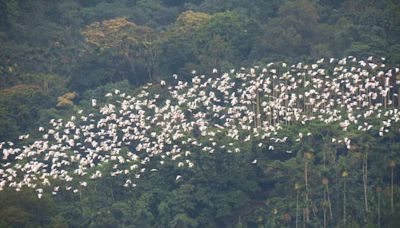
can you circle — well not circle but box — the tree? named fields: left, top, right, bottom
left=82, top=17, right=160, bottom=85
left=0, top=0, right=20, bottom=30
left=259, top=0, right=319, bottom=58
left=195, top=11, right=254, bottom=70
left=0, top=107, right=18, bottom=140
left=161, top=11, right=212, bottom=76
left=0, top=84, right=52, bottom=139
left=172, top=10, right=212, bottom=33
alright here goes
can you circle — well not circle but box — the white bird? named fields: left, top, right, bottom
left=268, top=145, right=274, bottom=150
left=0, top=56, right=398, bottom=197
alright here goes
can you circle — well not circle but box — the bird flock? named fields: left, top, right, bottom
left=1, top=56, right=400, bottom=199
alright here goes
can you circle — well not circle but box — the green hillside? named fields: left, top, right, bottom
left=1, top=1, right=400, bottom=227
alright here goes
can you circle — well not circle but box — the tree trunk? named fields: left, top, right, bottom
left=296, top=190, right=299, bottom=228
left=363, top=153, right=369, bottom=213
left=327, top=184, right=333, bottom=220
left=378, top=191, right=381, bottom=228
left=343, top=179, right=346, bottom=226
left=304, top=161, right=309, bottom=221
left=391, top=167, right=394, bottom=213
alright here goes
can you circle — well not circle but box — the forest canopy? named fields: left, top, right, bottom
left=1, top=0, right=400, bottom=227
left=1, top=0, right=400, bottom=139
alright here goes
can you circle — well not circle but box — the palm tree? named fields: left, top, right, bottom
left=389, top=160, right=396, bottom=213
left=350, top=147, right=370, bottom=224
left=294, top=183, right=300, bottom=228
left=362, top=150, right=369, bottom=213
left=342, top=170, right=349, bottom=226
left=303, top=152, right=314, bottom=222
left=376, top=186, right=382, bottom=228
left=322, top=177, right=333, bottom=228
left=283, top=213, right=292, bottom=228
left=353, top=142, right=370, bottom=215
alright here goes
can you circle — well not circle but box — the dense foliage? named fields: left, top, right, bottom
left=1, top=0, right=400, bottom=227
